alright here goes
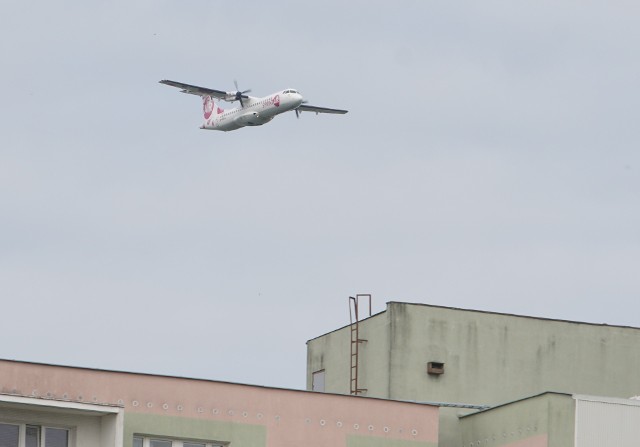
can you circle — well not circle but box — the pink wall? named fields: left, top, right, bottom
left=0, top=360, right=438, bottom=447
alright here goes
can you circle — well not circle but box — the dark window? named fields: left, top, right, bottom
left=0, top=423, right=19, bottom=447
left=44, top=428, right=68, bottom=447
left=150, top=440, right=172, bottom=447
left=26, top=426, right=40, bottom=447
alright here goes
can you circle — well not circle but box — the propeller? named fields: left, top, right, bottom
left=234, top=80, right=251, bottom=107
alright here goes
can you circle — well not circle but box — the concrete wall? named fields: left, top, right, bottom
left=307, top=302, right=640, bottom=404
left=460, top=393, right=575, bottom=447
left=307, top=311, right=390, bottom=396
left=461, top=393, right=640, bottom=447
left=307, top=302, right=640, bottom=447
left=0, top=360, right=438, bottom=447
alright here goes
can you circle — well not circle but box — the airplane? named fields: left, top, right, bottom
left=159, top=80, right=348, bottom=132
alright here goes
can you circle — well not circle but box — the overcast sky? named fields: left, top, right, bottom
left=1, top=0, right=639, bottom=390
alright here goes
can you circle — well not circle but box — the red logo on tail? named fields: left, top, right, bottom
left=203, top=96, right=214, bottom=119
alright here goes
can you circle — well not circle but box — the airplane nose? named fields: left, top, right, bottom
left=295, top=93, right=304, bottom=106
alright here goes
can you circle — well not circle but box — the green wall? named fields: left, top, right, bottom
left=460, top=393, right=575, bottom=447
left=307, top=302, right=640, bottom=446
left=347, top=433, right=437, bottom=447
left=123, top=413, right=266, bottom=447
left=308, top=302, right=640, bottom=404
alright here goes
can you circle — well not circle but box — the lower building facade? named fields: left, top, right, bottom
left=0, top=359, right=438, bottom=447
left=0, top=394, right=123, bottom=447
left=461, top=393, right=640, bottom=447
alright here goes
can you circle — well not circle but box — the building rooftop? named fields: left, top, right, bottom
left=307, top=301, right=640, bottom=342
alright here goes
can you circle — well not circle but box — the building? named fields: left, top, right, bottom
left=5, top=300, right=640, bottom=447
left=0, top=359, right=438, bottom=447
left=0, top=394, right=123, bottom=447
left=460, top=393, right=640, bottom=446
left=306, top=301, right=640, bottom=446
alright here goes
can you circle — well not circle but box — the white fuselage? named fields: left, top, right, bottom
left=201, top=89, right=304, bottom=132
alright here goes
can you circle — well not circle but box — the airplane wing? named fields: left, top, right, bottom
left=297, top=104, right=348, bottom=115
left=159, top=80, right=228, bottom=99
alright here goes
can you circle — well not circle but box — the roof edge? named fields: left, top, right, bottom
left=385, top=301, right=640, bottom=331
left=307, top=300, right=640, bottom=345
left=0, top=358, right=437, bottom=408
left=306, top=309, right=387, bottom=343
left=458, top=391, right=573, bottom=418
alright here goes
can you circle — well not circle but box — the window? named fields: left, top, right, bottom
left=133, top=437, right=223, bottom=447
left=312, top=370, right=325, bottom=392
left=150, top=441, right=171, bottom=447
left=44, top=428, right=68, bottom=447
left=26, top=426, right=39, bottom=447
left=0, top=423, right=19, bottom=446
left=0, top=424, right=68, bottom=447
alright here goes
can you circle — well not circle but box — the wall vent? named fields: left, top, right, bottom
left=427, top=362, right=445, bottom=375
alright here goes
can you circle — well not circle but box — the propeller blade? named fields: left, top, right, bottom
left=232, top=81, right=251, bottom=107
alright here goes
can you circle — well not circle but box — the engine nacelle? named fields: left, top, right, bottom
left=225, top=92, right=238, bottom=102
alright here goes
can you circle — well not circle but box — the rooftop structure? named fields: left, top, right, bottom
left=307, top=301, right=640, bottom=446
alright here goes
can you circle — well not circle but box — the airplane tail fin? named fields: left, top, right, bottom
left=203, top=95, right=215, bottom=120
left=202, top=95, right=224, bottom=126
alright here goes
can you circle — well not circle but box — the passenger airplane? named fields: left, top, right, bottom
left=160, top=80, right=348, bottom=132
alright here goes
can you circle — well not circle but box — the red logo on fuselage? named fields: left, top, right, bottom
left=272, top=95, right=280, bottom=107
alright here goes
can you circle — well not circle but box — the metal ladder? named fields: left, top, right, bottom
left=349, top=294, right=371, bottom=395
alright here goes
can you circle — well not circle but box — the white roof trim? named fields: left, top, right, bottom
left=573, top=394, right=640, bottom=407
left=0, top=393, right=122, bottom=414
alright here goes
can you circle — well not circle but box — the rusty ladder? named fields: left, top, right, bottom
left=349, top=294, right=371, bottom=395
